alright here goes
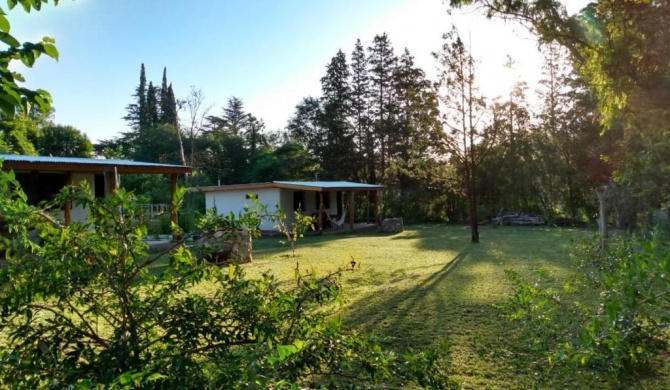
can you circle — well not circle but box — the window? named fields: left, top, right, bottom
left=94, top=174, right=105, bottom=199
left=293, top=191, right=305, bottom=211
left=15, top=172, right=67, bottom=205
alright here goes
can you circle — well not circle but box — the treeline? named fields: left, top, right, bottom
left=95, top=33, right=618, bottom=224
left=1, top=33, right=625, bottom=226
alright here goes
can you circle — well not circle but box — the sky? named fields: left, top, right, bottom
left=7, top=0, right=590, bottom=143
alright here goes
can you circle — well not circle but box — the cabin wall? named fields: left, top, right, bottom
left=205, top=188, right=280, bottom=231
left=69, top=173, right=96, bottom=223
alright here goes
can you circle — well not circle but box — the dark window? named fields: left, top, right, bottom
left=315, top=192, right=330, bottom=209
left=94, top=174, right=105, bottom=199
left=15, top=172, right=67, bottom=205
left=293, top=191, right=305, bottom=211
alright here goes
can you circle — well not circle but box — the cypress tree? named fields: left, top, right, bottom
left=146, top=82, right=159, bottom=128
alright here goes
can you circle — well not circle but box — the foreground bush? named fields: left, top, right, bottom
left=502, top=232, right=670, bottom=379
left=0, top=169, right=450, bottom=389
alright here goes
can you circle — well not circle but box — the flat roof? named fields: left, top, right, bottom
left=192, top=181, right=384, bottom=193
left=0, top=154, right=192, bottom=174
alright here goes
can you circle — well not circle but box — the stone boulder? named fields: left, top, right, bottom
left=194, top=228, right=253, bottom=265
left=381, top=217, right=404, bottom=233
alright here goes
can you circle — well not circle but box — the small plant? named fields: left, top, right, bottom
left=273, top=206, right=315, bottom=257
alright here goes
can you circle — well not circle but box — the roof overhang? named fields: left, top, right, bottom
left=0, top=155, right=192, bottom=175
left=192, top=181, right=384, bottom=193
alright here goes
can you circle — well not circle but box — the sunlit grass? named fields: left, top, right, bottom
left=246, top=225, right=669, bottom=389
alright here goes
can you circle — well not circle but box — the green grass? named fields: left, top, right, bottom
left=246, top=225, right=670, bottom=389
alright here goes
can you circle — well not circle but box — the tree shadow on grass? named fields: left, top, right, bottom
left=342, top=248, right=474, bottom=349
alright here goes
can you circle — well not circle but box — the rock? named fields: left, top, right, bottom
left=381, top=217, right=404, bottom=233
left=194, top=228, right=253, bottom=265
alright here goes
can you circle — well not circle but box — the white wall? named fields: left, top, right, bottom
left=70, top=173, right=96, bottom=223
left=205, top=188, right=281, bottom=231
left=205, top=188, right=345, bottom=231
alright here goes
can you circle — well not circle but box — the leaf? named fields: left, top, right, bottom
left=42, top=42, right=58, bottom=60
left=0, top=32, right=20, bottom=47
left=0, top=14, right=9, bottom=32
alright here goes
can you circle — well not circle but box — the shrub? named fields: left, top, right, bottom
left=501, top=232, right=670, bottom=377
left=0, top=168, right=450, bottom=389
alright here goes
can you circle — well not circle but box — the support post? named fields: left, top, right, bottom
left=104, top=167, right=119, bottom=195
left=170, top=173, right=178, bottom=226
left=64, top=172, right=73, bottom=225
left=318, top=191, right=324, bottom=234
left=373, top=190, right=381, bottom=226
left=348, top=191, right=354, bottom=230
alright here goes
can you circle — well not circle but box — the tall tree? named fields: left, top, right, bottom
left=435, top=27, right=497, bottom=243
left=385, top=48, right=444, bottom=217
left=350, top=39, right=372, bottom=182
left=319, top=49, right=356, bottom=180
left=368, top=33, right=398, bottom=182
left=123, top=63, right=148, bottom=130
left=146, top=81, right=159, bottom=128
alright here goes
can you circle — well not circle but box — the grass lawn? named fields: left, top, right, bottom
left=246, top=224, right=670, bottom=389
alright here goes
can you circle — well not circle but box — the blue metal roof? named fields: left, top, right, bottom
left=0, top=154, right=186, bottom=168
left=274, top=181, right=384, bottom=190
left=193, top=180, right=384, bottom=193
left=0, top=154, right=192, bottom=174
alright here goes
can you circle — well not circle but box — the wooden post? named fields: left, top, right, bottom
left=104, top=167, right=119, bottom=195
left=170, top=173, right=178, bottom=226
left=318, top=191, right=324, bottom=234
left=64, top=172, right=73, bottom=225
left=373, top=190, right=381, bottom=226
left=348, top=191, right=354, bottom=230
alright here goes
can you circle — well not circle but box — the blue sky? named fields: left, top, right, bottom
left=7, top=0, right=589, bottom=142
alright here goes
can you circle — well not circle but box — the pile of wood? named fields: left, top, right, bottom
left=492, top=211, right=545, bottom=226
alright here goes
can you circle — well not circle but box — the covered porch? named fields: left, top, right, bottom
left=0, top=155, right=192, bottom=226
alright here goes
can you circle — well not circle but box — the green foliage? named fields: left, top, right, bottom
left=500, top=232, right=670, bottom=376
left=0, top=167, right=447, bottom=389
left=0, top=0, right=59, bottom=119
left=37, top=124, right=93, bottom=157
left=272, top=207, right=315, bottom=258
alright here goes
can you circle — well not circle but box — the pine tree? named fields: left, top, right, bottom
left=368, top=33, right=397, bottom=182
left=319, top=49, right=356, bottom=180
left=350, top=39, right=372, bottom=182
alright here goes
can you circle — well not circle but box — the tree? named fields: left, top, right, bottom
left=368, top=33, right=398, bottom=182
left=37, top=124, right=93, bottom=157
left=288, top=96, right=325, bottom=177
left=0, top=0, right=59, bottom=119
left=448, top=0, right=670, bottom=208
left=350, top=39, right=372, bottom=182
left=435, top=27, right=497, bottom=243
left=123, top=64, right=148, bottom=130
left=319, top=49, right=356, bottom=180
left=183, top=86, right=212, bottom=167
left=385, top=48, right=445, bottom=219
left=0, top=114, right=41, bottom=155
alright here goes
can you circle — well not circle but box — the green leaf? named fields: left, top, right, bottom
left=0, top=14, right=9, bottom=32
left=0, top=32, right=20, bottom=47
left=42, top=42, right=58, bottom=60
